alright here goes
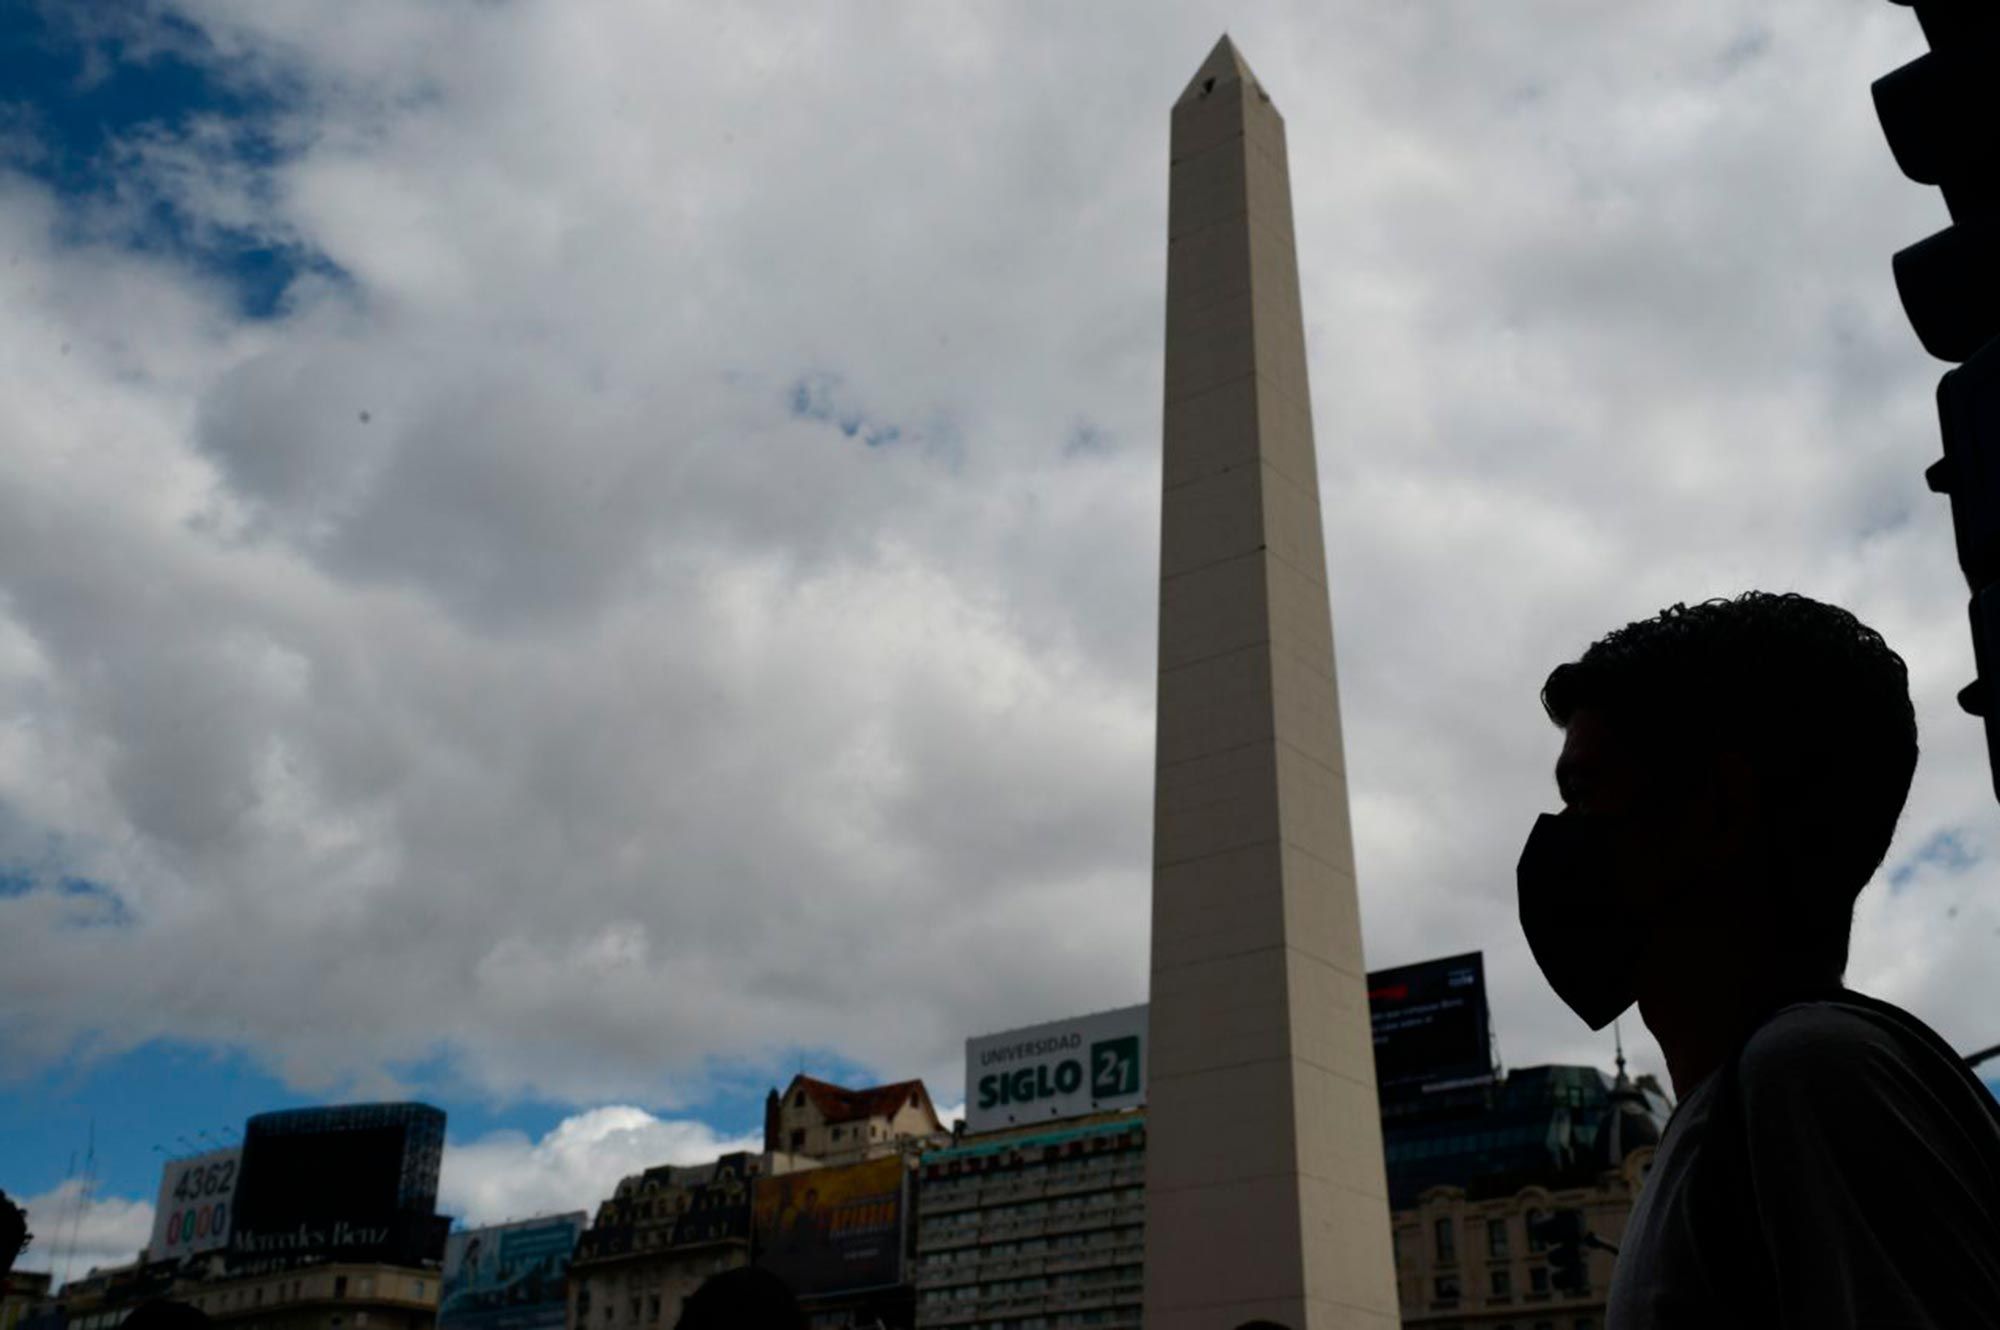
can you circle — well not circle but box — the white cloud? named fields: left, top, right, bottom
left=0, top=0, right=1991, bottom=1127
left=14, top=1182, right=154, bottom=1287
left=439, top=1110, right=763, bottom=1230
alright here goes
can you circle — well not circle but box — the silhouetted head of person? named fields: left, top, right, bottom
left=0, top=1188, right=27, bottom=1276
left=121, top=1301, right=210, bottom=1330
left=672, top=1266, right=803, bottom=1330
left=1538, top=592, right=1916, bottom=993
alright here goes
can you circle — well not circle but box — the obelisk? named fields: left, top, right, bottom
left=1144, top=37, right=1398, bottom=1330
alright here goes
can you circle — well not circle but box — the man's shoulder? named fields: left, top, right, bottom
left=1736, top=994, right=1993, bottom=1140
left=1740, top=996, right=1906, bottom=1079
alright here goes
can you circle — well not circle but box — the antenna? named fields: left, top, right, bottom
left=52, top=1149, right=78, bottom=1291
left=60, top=1122, right=95, bottom=1289
left=1613, top=1019, right=1630, bottom=1088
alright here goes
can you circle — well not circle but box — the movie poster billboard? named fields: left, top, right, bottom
left=438, top=1214, right=586, bottom=1330
left=149, top=1148, right=241, bottom=1261
left=753, top=1158, right=904, bottom=1296
left=1367, top=951, right=1493, bottom=1095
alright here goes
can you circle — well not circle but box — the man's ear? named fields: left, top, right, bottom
left=1706, top=749, right=1763, bottom=859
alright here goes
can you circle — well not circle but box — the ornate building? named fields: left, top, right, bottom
left=568, top=1074, right=947, bottom=1330
left=1386, top=1059, right=1673, bottom=1328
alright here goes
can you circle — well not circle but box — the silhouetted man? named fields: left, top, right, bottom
left=0, top=1189, right=27, bottom=1276
left=672, top=1266, right=803, bottom=1330
left=1519, top=593, right=2000, bottom=1327
left=120, top=1301, right=209, bottom=1330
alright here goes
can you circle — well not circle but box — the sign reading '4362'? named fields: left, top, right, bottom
left=963, top=1004, right=1147, bottom=1133
left=149, top=1146, right=241, bottom=1262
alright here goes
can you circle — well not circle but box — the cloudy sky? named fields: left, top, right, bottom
left=2, top=0, right=1991, bottom=1283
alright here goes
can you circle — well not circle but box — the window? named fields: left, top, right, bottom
left=648, top=1295, right=660, bottom=1321
left=1434, top=1217, right=1456, bottom=1263
left=1433, top=1274, right=1460, bottom=1303
left=1488, top=1217, right=1509, bottom=1258
left=414, top=1281, right=426, bottom=1300
left=794, top=1091, right=805, bottom=1107
left=1526, top=1209, right=1548, bottom=1253
left=790, top=1129, right=805, bottom=1151
left=1530, top=1267, right=1549, bottom=1294
left=1491, top=1269, right=1512, bottom=1298
left=335, top=1277, right=349, bottom=1300
left=359, top=1278, right=374, bottom=1297
left=253, top=1289, right=263, bottom=1306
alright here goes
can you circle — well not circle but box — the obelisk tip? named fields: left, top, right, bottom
left=1175, top=34, right=1260, bottom=107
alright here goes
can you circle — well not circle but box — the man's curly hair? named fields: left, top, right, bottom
left=1541, top=592, right=1918, bottom=973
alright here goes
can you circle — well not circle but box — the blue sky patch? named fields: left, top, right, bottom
left=1887, top=827, right=1979, bottom=891
left=0, top=1, right=338, bottom=317
left=0, top=869, right=133, bottom=928
left=0, top=1033, right=902, bottom=1217
left=788, top=372, right=903, bottom=448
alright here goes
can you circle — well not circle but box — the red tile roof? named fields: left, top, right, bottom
left=785, top=1074, right=937, bottom=1127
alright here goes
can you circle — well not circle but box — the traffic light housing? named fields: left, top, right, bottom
left=1527, top=1208, right=1590, bottom=1295
left=1876, top=4, right=2000, bottom=799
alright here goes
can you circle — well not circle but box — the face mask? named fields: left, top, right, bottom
left=1516, top=812, right=1644, bottom=1030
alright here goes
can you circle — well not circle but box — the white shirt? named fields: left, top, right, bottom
left=1607, top=999, right=2000, bottom=1328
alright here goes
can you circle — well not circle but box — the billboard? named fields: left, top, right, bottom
left=753, top=1158, right=904, bottom=1296
left=438, top=1214, right=585, bottom=1330
left=149, top=1148, right=240, bottom=1262
left=1368, top=952, right=1493, bottom=1095
left=963, top=1004, right=1147, bottom=1133
left=231, top=1102, right=448, bottom=1267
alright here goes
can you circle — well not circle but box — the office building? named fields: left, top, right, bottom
left=913, top=1114, right=1146, bottom=1330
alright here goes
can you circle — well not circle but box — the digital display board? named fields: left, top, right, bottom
left=149, top=1147, right=240, bottom=1261
left=1367, top=952, right=1492, bottom=1095
left=753, top=1157, right=904, bottom=1296
left=230, top=1102, right=447, bottom=1267
left=439, top=1214, right=585, bottom=1330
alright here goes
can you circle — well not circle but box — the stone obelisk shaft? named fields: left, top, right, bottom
left=1143, top=37, right=1398, bottom=1330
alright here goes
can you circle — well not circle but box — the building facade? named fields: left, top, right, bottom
left=1383, top=1061, right=1672, bottom=1329
left=569, top=1074, right=947, bottom=1330
left=764, top=1076, right=947, bottom=1164
left=183, top=1261, right=440, bottom=1330
left=1, top=1271, right=52, bottom=1330
left=1392, top=1158, right=1651, bottom=1330
left=912, top=1114, right=1146, bottom=1330
left=568, top=1152, right=777, bottom=1330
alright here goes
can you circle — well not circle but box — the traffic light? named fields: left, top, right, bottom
left=1875, top=5, right=2000, bottom=798
left=1527, top=1208, right=1591, bottom=1295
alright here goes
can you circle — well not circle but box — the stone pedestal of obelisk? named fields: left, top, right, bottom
left=1143, top=36, right=1398, bottom=1330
